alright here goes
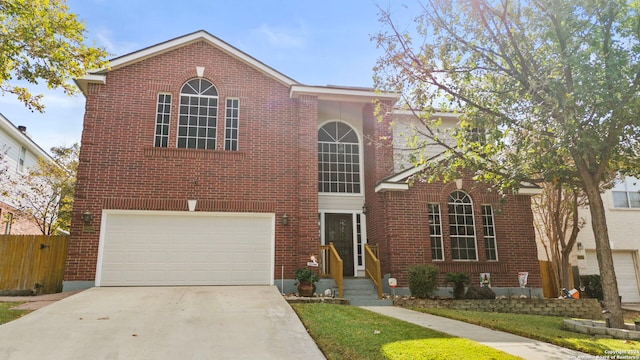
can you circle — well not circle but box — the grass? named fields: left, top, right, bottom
left=0, top=302, right=30, bottom=325
left=417, top=308, right=640, bottom=356
left=292, top=303, right=520, bottom=360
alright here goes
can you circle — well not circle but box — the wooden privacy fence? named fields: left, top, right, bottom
left=0, top=235, right=69, bottom=295
left=539, top=260, right=575, bottom=298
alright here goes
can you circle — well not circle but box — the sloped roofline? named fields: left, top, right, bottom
left=75, top=30, right=300, bottom=94
left=375, top=162, right=541, bottom=195
left=0, top=113, right=57, bottom=165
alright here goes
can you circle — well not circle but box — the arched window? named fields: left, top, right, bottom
left=318, top=121, right=360, bottom=193
left=448, top=190, right=477, bottom=260
left=178, top=79, right=218, bottom=149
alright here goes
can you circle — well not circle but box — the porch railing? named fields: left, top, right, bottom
left=364, top=244, right=383, bottom=299
left=319, top=242, right=343, bottom=298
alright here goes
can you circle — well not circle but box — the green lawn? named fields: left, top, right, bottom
left=0, top=302, right=30, bottom=325
left=292, top=303, right=520, bottom=360
left=417, top=308, right=640, bottom=356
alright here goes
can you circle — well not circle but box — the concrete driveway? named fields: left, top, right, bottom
left=0, top=286, right=325, bottom=360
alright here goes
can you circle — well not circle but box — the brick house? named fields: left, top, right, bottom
left=64, top=30, right=542, bottom=295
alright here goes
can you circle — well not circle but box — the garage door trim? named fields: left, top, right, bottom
left=95, top=210, right=275, bottom=286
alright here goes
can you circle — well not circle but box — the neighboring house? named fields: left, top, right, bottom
left=0, top=113, right=57, bottom=234
left=571, top=176, right=640, bottom=303
left=64, top=30, right=542, bottom=295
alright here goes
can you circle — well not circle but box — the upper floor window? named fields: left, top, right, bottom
left=448, top=190, right=477, bottom=260
left=154, top=93, right=171, bottom=147
left=178, top=79, right=218, bottom=149
left=224, top=98, right=239, bottom=151
left=318, top=121, right=361, bottom=193
left=17, top=146, right=26, bottom=172
left=612, top=176, right=640, bottom=208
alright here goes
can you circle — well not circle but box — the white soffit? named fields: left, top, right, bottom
left=290, top=85, right=399, bottom=103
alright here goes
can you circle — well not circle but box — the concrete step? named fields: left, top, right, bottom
left=342, top=278, right=392, bottom=306
left=344, top=288, right=379, bottom=296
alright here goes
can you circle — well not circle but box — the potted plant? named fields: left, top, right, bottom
left=446, top=272, right=470, bottom=299
left=295, top=267, right=319, bottom=297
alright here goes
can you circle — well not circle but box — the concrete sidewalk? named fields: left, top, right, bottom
left=362, top=306, right=590, bottom=360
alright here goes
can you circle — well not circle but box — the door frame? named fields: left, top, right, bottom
left=319, top=210, right=367, bottom=277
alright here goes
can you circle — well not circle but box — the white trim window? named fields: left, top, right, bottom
left=224, top=98, right=239, bottom=151
left=178, top=79, right=218, bottom=149
left=481, top=205, right=498, bottom=261
left=154, top=93, right=171, bottom=147
left=318, top=121, right=361, bottom=193
left=448, top=191, right=478, bottom=260
left=427, top=203, right=444, bottom=260
left=612, top=176, right=640, bottom=208
left=17, top=146, right=26, bottom=172
left=4, top=212, right=12, bottom=235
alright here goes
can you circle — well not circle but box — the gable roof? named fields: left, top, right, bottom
left=0, top=113, right=56, bottom=165
left=75, top=30, right=300, bottom=94
left=75, top=30, right=400, bottom=103
left=375, top=164, right=541, bottom=195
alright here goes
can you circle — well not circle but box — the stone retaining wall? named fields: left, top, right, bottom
left=394, top=298, right=603, bottom=320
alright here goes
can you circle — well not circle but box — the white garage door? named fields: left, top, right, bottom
left=97, top=211, right=274, bottom=286
left=585, top=250, right=640, bottom=303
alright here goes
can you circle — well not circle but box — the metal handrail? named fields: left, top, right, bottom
left=364, top=243, right=383, bottom=299
left=319, top=243, right=343, bottom=298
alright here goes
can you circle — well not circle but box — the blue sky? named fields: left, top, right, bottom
left=1, top=0, right=408, bottom=152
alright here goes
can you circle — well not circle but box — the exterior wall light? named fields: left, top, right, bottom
left=82, top=211, right=92, bottom=225
left=362, top=203, right=369, bottom=215
left=282, top=213, right=289, bottom=226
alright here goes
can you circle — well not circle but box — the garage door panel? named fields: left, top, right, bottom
left=585, top=250, right=640, bottom=302
left=99, top=212, right=274, bottom=286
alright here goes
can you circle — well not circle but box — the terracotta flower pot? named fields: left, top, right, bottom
left=297, top=282, right=316, bottom=297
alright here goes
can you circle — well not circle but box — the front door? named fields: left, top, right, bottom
left=325, top=213, right=354, bottom=276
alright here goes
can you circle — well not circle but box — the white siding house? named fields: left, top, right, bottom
left=573, top=176, right=640, bottom=303
left=0, top=113, right=57, bottom=234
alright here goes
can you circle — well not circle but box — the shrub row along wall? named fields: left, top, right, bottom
left=395, top=298, right=603, bottom=320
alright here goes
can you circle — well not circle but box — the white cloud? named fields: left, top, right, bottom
left=253, top=22, right=307, bottom=49
left=96, top=28, right=140, bottom=57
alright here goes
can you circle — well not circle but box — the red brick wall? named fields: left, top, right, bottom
left=65, top=41, right=318, bottom=281
left=380, top=177, right=541, bottom=288
left=362, top=102, right=395, bottom=274
left=0, top=202, right=42, bottom=235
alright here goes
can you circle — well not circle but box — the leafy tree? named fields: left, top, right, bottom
left=0, top=0, right=108, bottom=111
left=48, top=143, right=78, bottom=231
left=4, top=143, right=78, bottom=234
left=374, top=0, right=640, bottom=328
left=533, top=182, right=585, bottom=296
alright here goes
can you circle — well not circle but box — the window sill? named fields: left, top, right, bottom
left=144, top=147, right=246, bottom=160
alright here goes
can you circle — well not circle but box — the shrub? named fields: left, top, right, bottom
left=407, top=264, right=440, bottom=299
left=580, top=275, right=603, bottom=301
left=465, top=285, right=496, bottom=299
left=446, top=272, right=470, bottom=299
left=465, top=285, right=481, bottom=299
